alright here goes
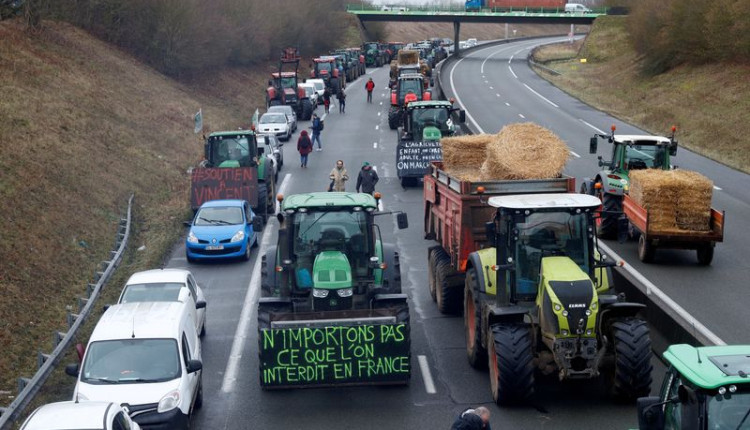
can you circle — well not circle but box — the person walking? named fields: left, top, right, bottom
left=297, top=130, right=313, bottom=168
left=310, top=113, right=323, bottom=151
left=450, top=407, right=491, bottom=430
left=329, top=160, right=349, bottom=191
left=365, top=78, right=375, bottom=103
left=323, top=87, right=331, bottom=114
left=337, top=88, right=346, bottom=114
left=355, top=161, right=379, bottom=195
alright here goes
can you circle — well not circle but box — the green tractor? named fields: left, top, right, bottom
left=637, top=344, right=750, bottom=430
left=257, top=192, right=411, bottom=388
left=581, top=125, right=678, bottom=239
left=463, top=193, right=653, bottom=404
left=363, top=41, right=385, bottom=67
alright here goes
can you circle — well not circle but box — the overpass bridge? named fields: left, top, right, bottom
left=347, top=4, right=607, bottom=55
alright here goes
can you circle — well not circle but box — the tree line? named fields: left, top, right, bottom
left=627, top=0, right=750, bottom=74
left=20, top=0, right=380, bottom=76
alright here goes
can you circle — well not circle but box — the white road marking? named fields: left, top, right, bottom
left=378, top=112, right=381, bottom=116
left=508, top=55, right=514, bottom=64
left=505, top=102, right=510, bottom=106
left=367, top=69, right=376, bottom=74
left=381, top=93, right=385, bottom=97
left=523, top=83, right=559, bottom=108
left=713, top=185, right=722, bottom=191
left=519, top=114, right=525, bottom=119
left=513, top=48, right=526, bottom=55
left=321, top=113, right=328, bottom=121
left=496, top=93, right=501, bottom=97
left=579, top=119, right=606, bottom=134
left=484, top=80, right=488, bottom=84
left=221, top=174, right=292, bottom=393
left=418, top=355, right=437, bottom=394
left=570, top=151, right=581, bottom=158
left=373, top=142, right=378, bottom=148
left=508, top=66, right=517, bottom=79
left=380, top=101, right=383, bottom=106
left=375, top=125, right=379, bottom=130
left=489, top=86, right=494, bottom=90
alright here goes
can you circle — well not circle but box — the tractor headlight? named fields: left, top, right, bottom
left=187, top=231, right=199, bottom=244
left=230, top=230, right=245, bottom=243
left=313, top=289, right=329, bottom=298
left=562, top=310, right=569, bottom=317
left=561, top=329, right=569, bottom=336
left=585, top=310, right=592, bottom=316
left=337, top=288, right=353, bottom=298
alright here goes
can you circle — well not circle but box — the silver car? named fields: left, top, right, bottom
left=268, top=105, right=297, bottom=132
left=258, top=112, right=292, bottom=141
left=258, top=133, right=283, bottom=183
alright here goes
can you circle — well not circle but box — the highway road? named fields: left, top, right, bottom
left=441, top=36, right=750, bottom=347
left=154, top=43, right=682, bottom=429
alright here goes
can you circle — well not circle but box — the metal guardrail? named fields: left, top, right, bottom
left=346, top=4, right=608, bottom=16
left=0, top=194, right=134, bottom=429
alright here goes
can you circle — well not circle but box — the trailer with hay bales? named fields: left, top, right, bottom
left=389, top=50, right=432, bottom=89
left=424, top=123, right=583, bottom=314
left=624, top=169, right=724, bottom=265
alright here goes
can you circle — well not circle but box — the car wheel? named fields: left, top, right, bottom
left=242, top=239, right=251, bottom=261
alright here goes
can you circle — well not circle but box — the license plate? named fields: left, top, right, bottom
left=205, top=245, right=224, bottom=251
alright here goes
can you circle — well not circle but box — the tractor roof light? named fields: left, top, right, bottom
left=275, top=266, right=284, bottom=272
left=594, top=183, right=602, bottom=190
left=671, top=125, right=677, bottom=133
left=379, top=263, right=388, bottom=270
left=352, top=206, right=363, bottom=212
left=374, top=192, right=382, bottom=200
left=277, top=193, right=284, bottom=202
left=477, top=186, right=486, bottom=194
left=449, top=97, right=456, bottom=104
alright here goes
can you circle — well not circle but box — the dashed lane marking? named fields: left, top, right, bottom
left=578, top=118, right=606, bottom=134
left=418, top=355, right=437, bottom=394
left=519, top=113, right=525, bottom=119
left=570, top=151, right=581, bottom=158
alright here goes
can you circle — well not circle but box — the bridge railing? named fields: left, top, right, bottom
left=346, top=4, right=608, bottom=15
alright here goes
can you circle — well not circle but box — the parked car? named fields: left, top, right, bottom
left=299, top=82, right=319, bottom=110
left=466, top=38, right=478, bottom=47
left=257, top=133, right=284, bottom=183
left=267, top=105, right=297, bottom=131
left=258, top=112, right=291, bottom=141
left=307, top=78, right=326, bottom=100
left=20, top=401, right=141, bottom=430
left=118, top=268, right=207, bottom=337
left=66, top=302, right=202, bottom=430
left=185, top=199, right=261, bottom=262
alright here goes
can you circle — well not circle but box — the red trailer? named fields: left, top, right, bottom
left=486, top=0, right=565, bottom=9
left=423, top=161, right=575, bottom=314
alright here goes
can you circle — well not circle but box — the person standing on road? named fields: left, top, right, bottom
left=310, top=113, right=323, bottom=151
left=365, top=78, right=375, bottom=103
left=337, top=88, right=346, bottom=114
left=323, top=87, right=331, bottom=114
left=297, top=130, right=313, bottom=168
left=450, top=407, right=491, bottom=430
left=355, top=161, right=379, bottom=195
left=329, top=160, right=349, bottom=192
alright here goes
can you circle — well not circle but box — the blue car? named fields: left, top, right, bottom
left=186, top=200, right=262, bottom=262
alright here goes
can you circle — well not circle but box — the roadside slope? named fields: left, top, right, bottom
left=532, top=16, right=750, bottom=173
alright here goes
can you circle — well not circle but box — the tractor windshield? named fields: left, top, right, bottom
left=513, top=211, right=591, bottom=297
left=292, top=210, right=371, bottom=282
left=399, top=79, right=423, bottom=101
left=364, top=43, right=378, bottom=51
left=707, top=390, right=750, bottom=429
left=412, top=108, right=450, bottom=137
left=317, top=62, right=332, bottom=73
left=623, top=143, right=667, bottom=170
left=279, top=77, right=296, bottom=89
left=209, top=136, right=256, bottom=167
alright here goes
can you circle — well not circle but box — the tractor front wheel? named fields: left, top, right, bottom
left=300, top=99, right=313, bottom=120
left=598, top=192, right=622, bottom=239
left=605, top=318, right=653, bottom=402
left=489, top=323, right=535, bottom=405
left=434, top=247, right=462, bottom=315
left=388, top=107, right=401, bottom=130
left=465, top=268, right=487, bottom=369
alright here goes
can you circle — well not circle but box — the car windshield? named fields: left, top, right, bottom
left=312, top=82, right=324, bottom=91
left=317, top=62, right=332, bottom=73
left=81, top=339, right=180, bottom=384
left=120, top=283, right=184, bottom=303
left=268, top=107, right=292, bottom=116
left=513, top=211, right=590, bottom=298
left=261, top=114, right=286, bottom=124
left=209, top=136, right=255, bottom=167
left=624, top=143, right=667, bottom=169
left=412, top=108, right=450, bottom=134
left=195, top=206, right=244, bottom=226
left=708, top=391, right=750, bottom=429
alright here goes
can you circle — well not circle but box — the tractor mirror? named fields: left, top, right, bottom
left=183, top=221, right=192, bottom=228
left=670, top=141, right=678, bottom=156
left=458, top=110, right=466, bottom=123
left=396, top=212, right=409, bottom=229
left=257, top=146, right=264, bottom=155
left=485, top=221, right=496, bottom=240
left=617, top=216, right=629, bottom=243
left=589, top=137, right=598, bottom=154
left=637, top=396, right=665, bottom=430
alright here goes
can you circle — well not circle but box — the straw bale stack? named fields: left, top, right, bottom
left=441, top=134, right=494, bottom=171
left=479, top=123, right=569, bottom=180
left=630, top=169, right=713, bottom=232
left=398, top=50, right=419, bottom=66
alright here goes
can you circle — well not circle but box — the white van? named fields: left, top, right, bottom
left=67, top=302, right=202, bottom=430
left=565, top=3, right=592, bottom=13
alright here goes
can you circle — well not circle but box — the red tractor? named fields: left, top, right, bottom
left=310, top=57, right=342, bottom=93
left=266, top=47, right=313, bottom=120
left=388, top=73, right=431, bottom=129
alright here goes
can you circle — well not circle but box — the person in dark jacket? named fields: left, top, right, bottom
left=337, top=88, right=346, bottom=113
left=450, top=407, right=491, bottom=430
left=297, top=130, right=313, bottom=168
left=310, top=113, right=323, bottom=151
left=323, top=87, right=331, bottom=114
left=355, top=161, right=379, bottom=195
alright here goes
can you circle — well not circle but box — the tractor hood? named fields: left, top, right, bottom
left=538, top=256, right=598, bottom=339
left=313, top=251, right=352, bottom=290
left=422, top=126, right=442, bottom=141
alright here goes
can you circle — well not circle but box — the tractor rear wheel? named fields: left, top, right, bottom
left=427, top=248, right=438, bottom=302
left=637, top=235, right=655, bottom=263
left=605, top=318, right=653, bottom=402
left=598, top=192, right=622, bottom=239
left=434, top=247, right=462, bottom=315
left=300, top=99, right=313, bottom=120
left=697, top=244, right=714, bottom=265
left=388, top=107, right=401, bottom=130
left=465, top=268, right=487, bottom=369
left=256, top=182, right=268, bottom=225
left=489, top=323, right=535, bottom=405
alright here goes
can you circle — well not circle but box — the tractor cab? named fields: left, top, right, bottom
left=203, top=131, right=260, bottom=168
left=391, top=73, right=430, bottom=106
left=401, top=100, right=464, bottom=141
left=638, top=344, right=750, bottom=430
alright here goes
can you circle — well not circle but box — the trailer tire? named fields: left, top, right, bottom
left=637, top=235, right=655, bottom=263
left=465, top=268, right=488, bottom=369
left=256, top=182, right=268, bottom=225
left=696, top=244, right=714, bottom=265
left=300, top=99, right=313, bottom=121
left=605, top=318, right=653, bottom=402
left=598, top=192, right=622, bottom=239
left=388, top=107, right=401, bottom=130
left=489, top=323, right=535, bottom=405
left=427, top=248, right=438, bottom=302
left=434, top=247, right=462, bottom=315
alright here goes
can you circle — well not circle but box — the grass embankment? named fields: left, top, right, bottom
left=0, top=19, right=269, bottom=403
left=531, top=16, right=750, bottom=173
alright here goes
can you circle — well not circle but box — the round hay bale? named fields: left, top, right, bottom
left=480, top=123, right=569, bottom=180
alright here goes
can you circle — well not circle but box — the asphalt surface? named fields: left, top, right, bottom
left=160, top=47, right=676, bottom=429
left=441, top=37, right=750, bottom=346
